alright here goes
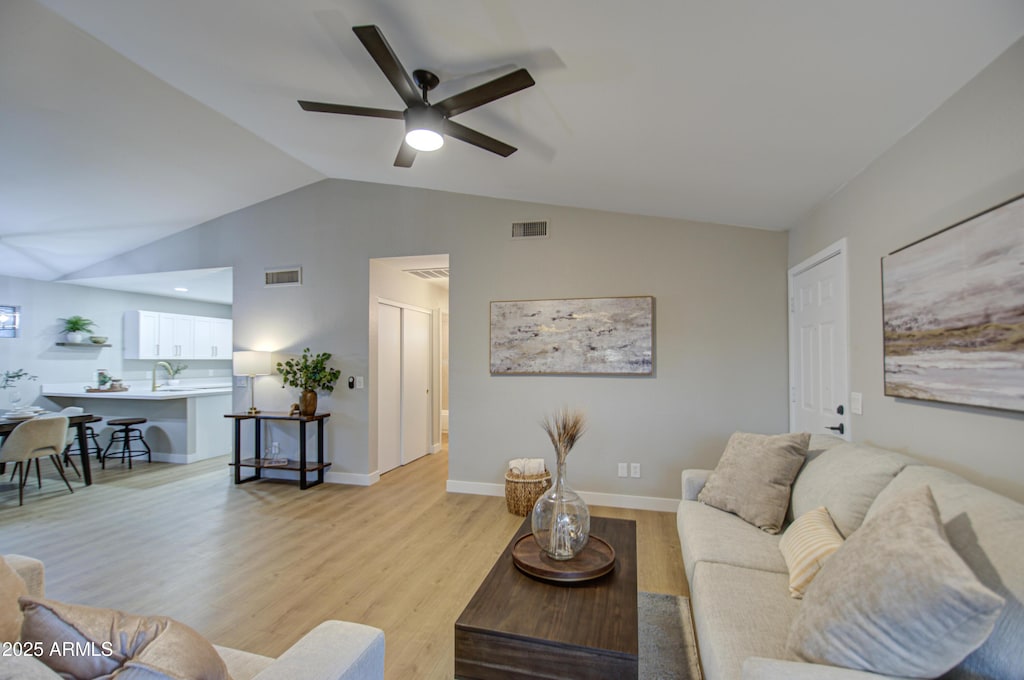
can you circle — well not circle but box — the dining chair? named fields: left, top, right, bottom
left=0, top=416, right=73, bottom=506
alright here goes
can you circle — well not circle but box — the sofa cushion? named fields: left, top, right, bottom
left=787, top=485, right=1004, bottom=678
left=790, top=442, right=915, bottom=537
left=677, top=499, right=788, bottom=581
left=778, top=506, right=843, bottom=598
left=0, top=556, right=28, bottom=644
left=690, top=562, right=799, bottom=680
left=866, top=465, right=1024, bottom=680
left=20, top=596, right=230, bottom=680
left=0, top=654, right=61, bottom=679
left=698, top=432, right=810, bottom=534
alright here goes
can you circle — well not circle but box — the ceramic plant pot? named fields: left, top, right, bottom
left=299, top=389, right=317, bottom=417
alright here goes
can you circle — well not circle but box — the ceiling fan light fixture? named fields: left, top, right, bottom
left=404, top=107, right=444, bottom=152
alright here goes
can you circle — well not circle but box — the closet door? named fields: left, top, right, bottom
left=377, top=303, right=402, bottom=474
left=401, top=308, right=431, bottom=464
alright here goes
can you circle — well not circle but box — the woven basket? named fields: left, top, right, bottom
left=504, top=469, right=552, bottom=516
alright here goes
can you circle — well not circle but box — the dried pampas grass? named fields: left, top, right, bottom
left=542, top=408, right=587, bottom=464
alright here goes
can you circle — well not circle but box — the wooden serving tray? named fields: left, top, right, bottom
left=512, top=534, right=616, bottom=583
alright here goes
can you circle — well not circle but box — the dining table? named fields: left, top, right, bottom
left=0, top=412, right=100, bottom=486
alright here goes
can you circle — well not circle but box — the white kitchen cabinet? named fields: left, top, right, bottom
left=193, top=316, right=232, bottom=359
left=125, top=311, right=229, bottom=360
left=124, top=310, right=161, bottom=359
left=160, top=313, right=194, bottom=359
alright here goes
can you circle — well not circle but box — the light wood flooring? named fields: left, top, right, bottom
left=0, top=448, right=686, bottom=679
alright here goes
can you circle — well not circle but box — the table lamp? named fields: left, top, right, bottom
left=233, top=351, right=272, bottom=414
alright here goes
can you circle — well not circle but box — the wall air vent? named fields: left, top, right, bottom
left=264, top=267, right=302, bottom=287
left=404, top=268, right=450, bottom=281
left=511, top=220, right=549, bottom=239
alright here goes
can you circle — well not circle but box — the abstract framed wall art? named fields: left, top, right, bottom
left=881, top=193, right=1024, bottom=412
left=490, top=296, right=654, bottom=375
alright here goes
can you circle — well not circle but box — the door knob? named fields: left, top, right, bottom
left=836, top=405, right=844, bottom=415
left=826, top=423, right=845, bottom=435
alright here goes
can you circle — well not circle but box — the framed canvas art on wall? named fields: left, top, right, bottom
left=490, top=296, right=654, bottom=375
left=881, top=193, right=1024, bottom=412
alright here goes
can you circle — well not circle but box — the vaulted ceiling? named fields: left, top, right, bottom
left=4, top=0, right=1024, bottom=282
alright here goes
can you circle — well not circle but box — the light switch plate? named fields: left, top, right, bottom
left=234, top=376, right=248, bottom=388
left=617, top=463, right=628, bottom=478
left=630, top=463, right=641, bottom=478
left=850, top=391, right=863, bottom=415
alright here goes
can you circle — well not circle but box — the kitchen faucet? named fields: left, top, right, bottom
left=152, top=361, right=173, bottom=391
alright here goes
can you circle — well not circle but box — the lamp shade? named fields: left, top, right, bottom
left=233, top=351, right=272, bottom=377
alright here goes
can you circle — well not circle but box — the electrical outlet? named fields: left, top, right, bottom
left=630, top=463, right=641, bottom=478
left=355, top=376, right=364, bottom=389
left=271, top=442, right=280, bottom=455
left=617, top=463, right=628, bottom=478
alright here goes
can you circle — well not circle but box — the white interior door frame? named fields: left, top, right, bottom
left=788, top=238, right=851, bottom=438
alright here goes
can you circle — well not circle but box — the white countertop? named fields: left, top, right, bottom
left=42, top=381, right=233, bottom=400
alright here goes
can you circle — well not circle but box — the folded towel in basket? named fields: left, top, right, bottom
left=509, top=458, right=546, bottom=476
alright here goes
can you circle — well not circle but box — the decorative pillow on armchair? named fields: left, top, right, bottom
left=0, top=556, right=29, bottom=643
left=19, top=596, right=230, bottom=680
left=697, top=432, right=810, bottom=534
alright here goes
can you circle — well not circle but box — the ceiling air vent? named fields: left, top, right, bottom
left=511, top=220, right=549, bottom=239
left=404, top=268, right=450, bottom=281
left=265, top=267, right=302, bottom=287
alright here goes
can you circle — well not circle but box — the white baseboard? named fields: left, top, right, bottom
left=445, top=480, right=679, bottom=513
left=326, top=470, right=380, bottom=486
left=151, top=450, right=227, bottom=465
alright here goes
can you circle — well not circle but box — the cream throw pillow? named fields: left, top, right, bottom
left=787, top=485, right=1005, bottom=678
left=698, top=432, right=810, bottom=533
left=19, top=596, right=230, bottom=680
left=0, top=556, right=29, bottom=643
left=779, top=506, right=843, bottom=598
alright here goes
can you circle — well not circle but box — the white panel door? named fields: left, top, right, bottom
left=789, top=243, right=850, bottom=439
left=401, top=308, right=431, bottom=464
left=378, top=303, right=402, bottom=474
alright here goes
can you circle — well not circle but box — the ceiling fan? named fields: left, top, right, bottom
left=298, top=25, right=535, bottom=168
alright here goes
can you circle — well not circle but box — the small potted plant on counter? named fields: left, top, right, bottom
left=165, top=362, right=188, bottom=386
left=60, top=315, right=96, bottom=344
left=277, top=348, right=341, bottom=417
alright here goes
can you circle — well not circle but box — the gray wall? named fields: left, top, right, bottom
left=789, top=37, right=1024, bottom=501
left=0, top=274, right=231, bottom=404
left=70, top=179, right=790, bottom=501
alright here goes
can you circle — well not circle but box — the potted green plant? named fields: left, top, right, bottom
left=60, top=315, right=96, bottom=344
left=276, top=348, right=341, bottom=416
left=165, top=362, right=188, bottom=385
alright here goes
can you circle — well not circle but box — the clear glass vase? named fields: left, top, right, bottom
left=531, top=458, right=590, bottom=560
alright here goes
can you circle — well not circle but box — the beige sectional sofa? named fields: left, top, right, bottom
left=677, top=434, right=1024, bottom=680
left=1, top=554, right=385, bottom=680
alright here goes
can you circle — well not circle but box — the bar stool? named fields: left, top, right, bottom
left=62, top=414, right=103, bottom=477
left=101, top=418, right=152, bottom=469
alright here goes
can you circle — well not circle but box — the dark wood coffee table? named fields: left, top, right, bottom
left=455, top=516, right=638, bottom=679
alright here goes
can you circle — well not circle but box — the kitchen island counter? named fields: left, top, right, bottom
left=41, top=382, right=232, bottom=464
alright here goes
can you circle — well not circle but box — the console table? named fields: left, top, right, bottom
left=224, top=412, right=330, bottom=490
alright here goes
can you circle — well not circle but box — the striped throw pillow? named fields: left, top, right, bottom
left=779, top=506, right=843, bottom=598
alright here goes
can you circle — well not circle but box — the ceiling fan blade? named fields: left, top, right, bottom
left=443, top=120, right=517, bottom=157
left=298, top=100, right=404, bottom=119
left=435, top=68, right=535, bottom=118
left=352, top=25, right=422, bottom=109
left=394, top=141, right=416, bottom=168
